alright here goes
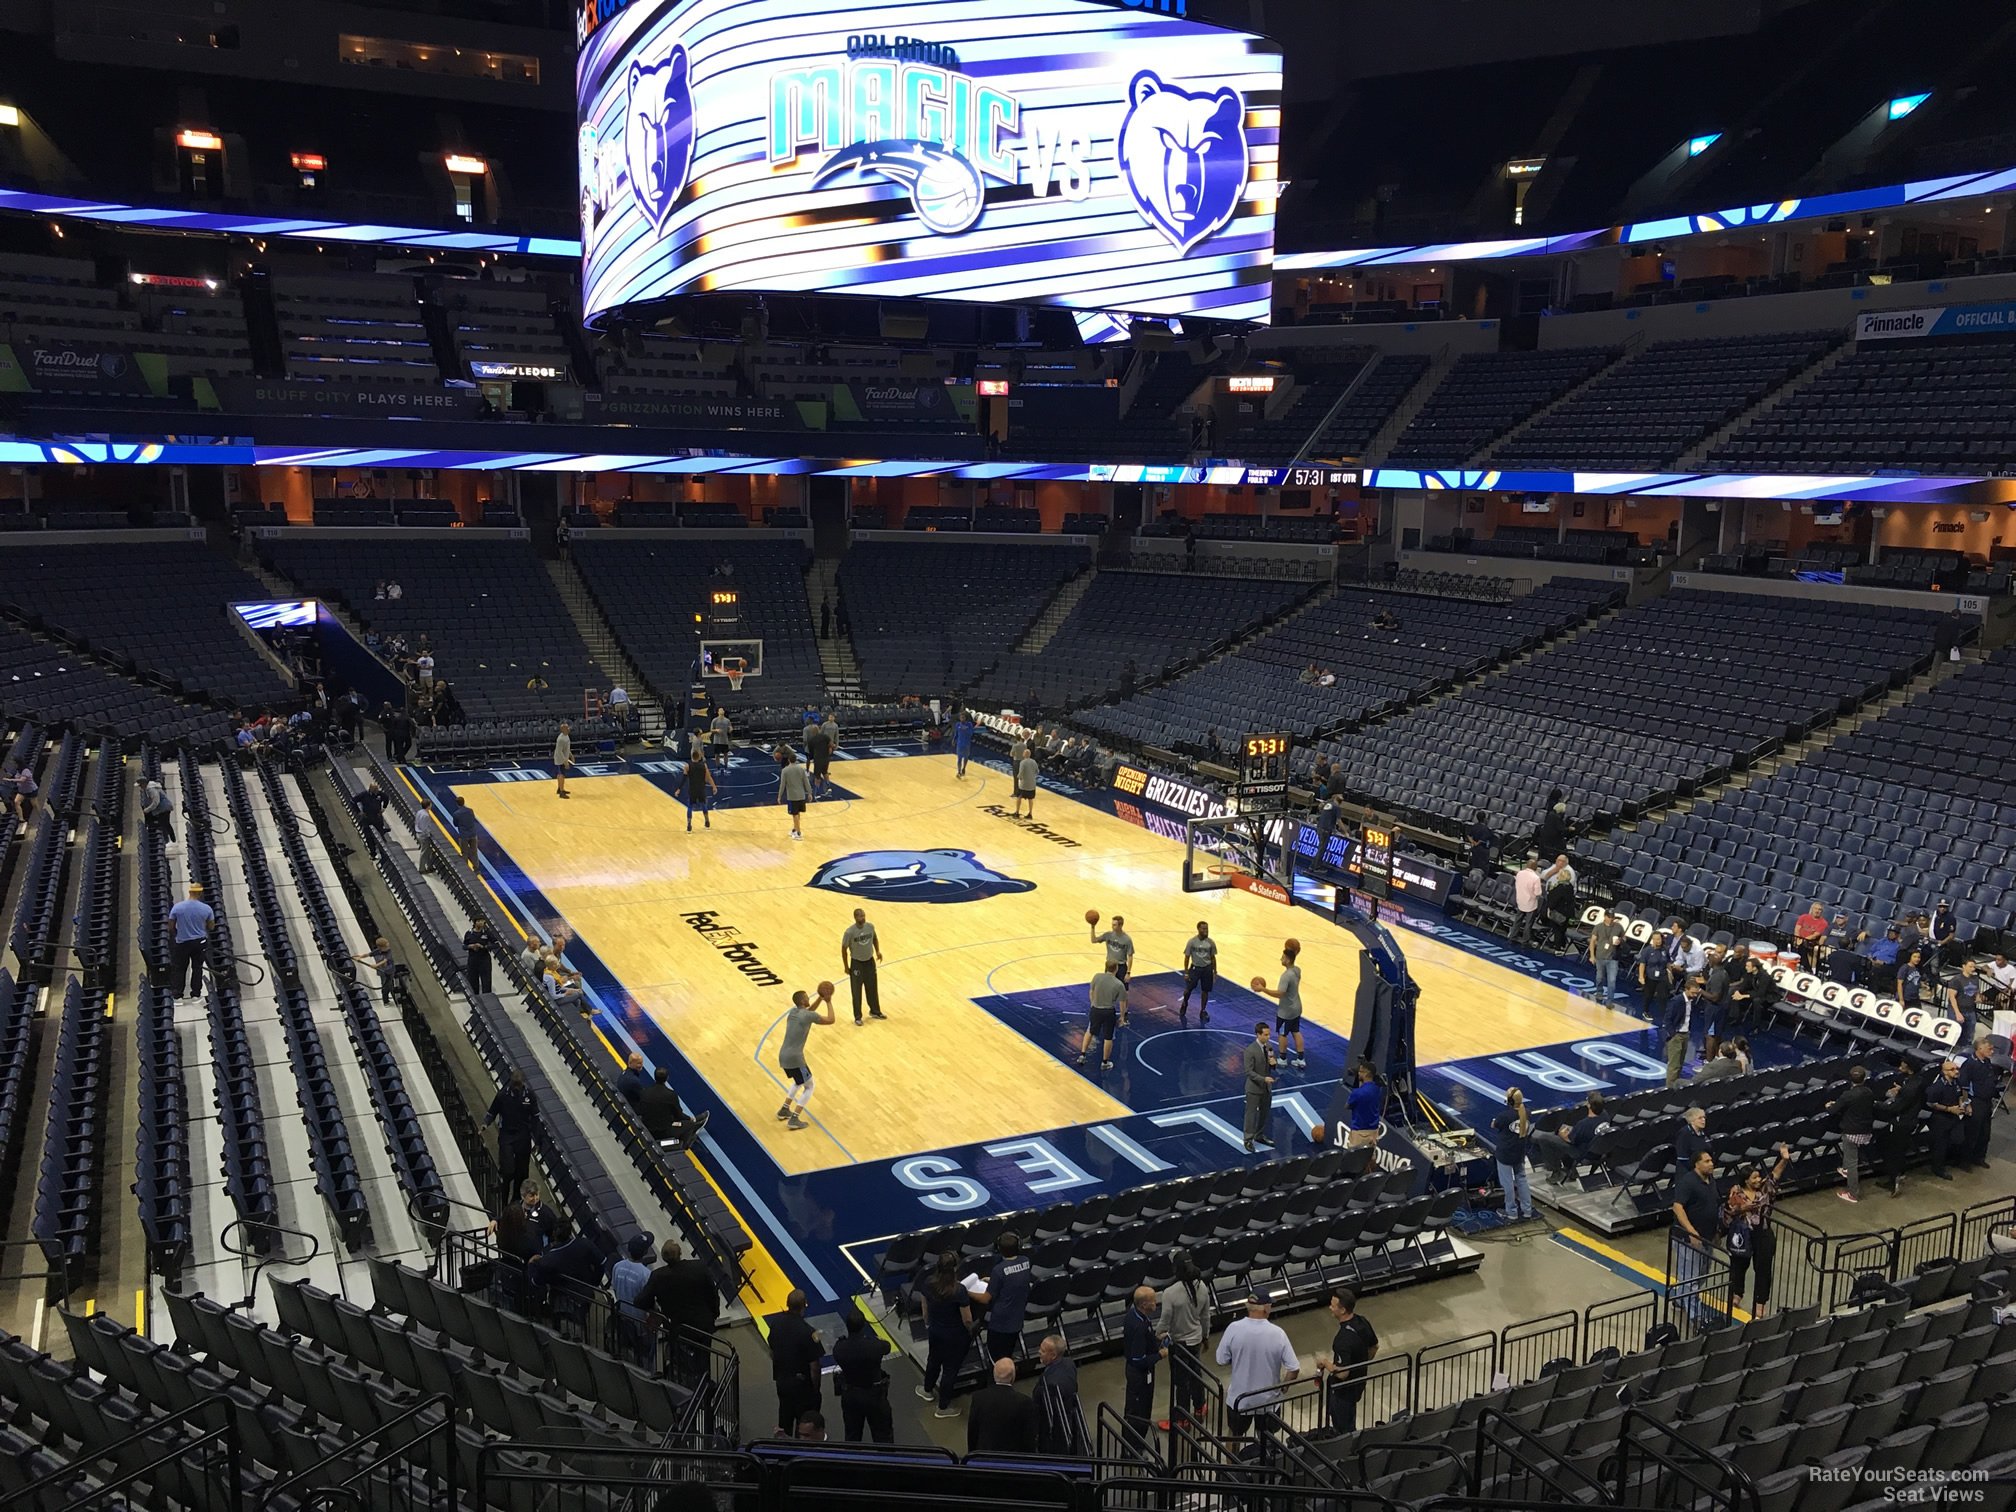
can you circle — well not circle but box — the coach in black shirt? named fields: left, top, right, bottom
left=767, top=1290, right=824, bottom=1435
left=967, top=1358, right=1038, bottom=1454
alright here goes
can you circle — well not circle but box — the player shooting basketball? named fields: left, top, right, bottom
left=776, top=982, right=837, bottom=1131
left=1087, top=909, right=1135, bottom=1024
left=1251, top=938, right=1306, bottom=1069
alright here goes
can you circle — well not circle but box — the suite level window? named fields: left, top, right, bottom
left=339, top=36, right=540, bottom=85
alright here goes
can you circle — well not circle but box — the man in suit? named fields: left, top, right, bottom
left=1663, top=976, right=1703, bottom=1088
left=1033, top=1335, right=1085, bottom=1455
left=967, top=1357, right=1038, bottom=1453
left=1882, top=1054, right=1928, bottom=1197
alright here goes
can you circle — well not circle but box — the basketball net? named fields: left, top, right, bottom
left=723, top=657, right=746, bottom=693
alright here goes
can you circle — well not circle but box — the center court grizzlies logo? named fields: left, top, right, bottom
left=809, top=849, right=1035, bottom=904
left=1117, top=70, right=1248, bottom=255
left=812, top=142, right=986, bottom=235
left=625, top=45, right=695, bottom=229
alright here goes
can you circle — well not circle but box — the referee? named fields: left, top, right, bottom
left=840, top=908, right=886, bottom=1024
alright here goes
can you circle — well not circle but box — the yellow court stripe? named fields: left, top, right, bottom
left=1556, top=1226, right=1753, bottom=1325
left=587, top=1022, right=797, bottom=1312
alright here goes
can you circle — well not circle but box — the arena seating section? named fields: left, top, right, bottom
left=1235, top=354, right=1371, bottom=460
left=0, top=621, right=234, bottom=744
left=1387, top=348, right=1617, bottom=464
left=1491, top=333, right=1833, bottom=469
left=1291, top=1291, right=2014, bottom=1505
left=1595, top=645, right=2016, bottom=946
left=595, top=332, right=741, bottom=403
left=437, top=278, right=568, bottom=372
left=838, top=540, right=1089, bottom=697
left=273, top=273, right=439, bottom=387
left=1305, top=590, right=1950, bottom=838
left=1011, top=354, right=1209, bottom=462
left=1074, top=578, right=1619, bottom=751
left=569, top=536, right=824, bottom=709
left=260, top=535, right=603, bottom=721
left=0, top=542, right=292, bottom=709
left=1709, top=335, right=2016, bottom=474
left=966, top=570, right=1311, bottom=712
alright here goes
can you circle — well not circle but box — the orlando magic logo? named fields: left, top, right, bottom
left=625, top=44, right=695, bottom=229
left=812, top=142, right=986, bottom=236
left=809, top=850, right=1035, bottom=904
left=1117, top=70, right=1248, bottom=255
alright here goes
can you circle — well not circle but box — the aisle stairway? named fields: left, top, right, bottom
left=1014, top=566, right=1097, bottom=653
left=804, top=557, right=862, bottom=702
left=545, top=558, right=666, bottom=741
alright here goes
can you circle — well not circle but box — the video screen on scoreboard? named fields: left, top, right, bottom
left=576, top=0, right=1282, bottom=324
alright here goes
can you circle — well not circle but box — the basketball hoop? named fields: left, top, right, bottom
left=722, top=657, right=746, bottom=693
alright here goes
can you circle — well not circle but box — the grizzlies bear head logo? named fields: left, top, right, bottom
left=809, top=849, right=1035, bottom=905
left=625, top=44, right=695, bottom=230
left=1117, top=70, right=1248, bottom=255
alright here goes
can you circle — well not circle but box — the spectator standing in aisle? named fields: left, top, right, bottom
left=1830, top=1065, right=1878, bottom=1202
left=1668, top=1148, right=1721, bottom=1329
left=1215, top=1293, right=1300, bottom=1436
left=768, top=1290, right=824, bottom=1435
left=1722, top=1143, right=1792, bottom=1317
left=636, top=1237, right=719, bottom=1382
left=1960, top=1038, right=2001, bottom=1170
left=820, top=597, right=833, bottom=639
left=1587, top=908, right=1624, bottom=1008
left=484, top=1069, right=537, bottom=1200
left=448, top=792, right=482, bottom=872
left=6, top=762, right=37, bottom=825
left=350, top=936, right=396, bottom=1004
left=1511, top=854, right=1542, bottom=945
left=606, top=684, right=631, bottom=734
left=463, top=925, right=494, bottom=995
left=1946, top=962, right=1983, bottom=1046
left=969, top=1359, right=1038, bottom=1454
left=356, top=781, right=390, bottom=855
left=1316, top=1289, right=1379, bottom=1432
left=1162, top=1253, right=1209, bottom=1427
left=1882, top=1053, right=1927, bottom=1197
left=1121, top=1286, right=1165, bottom=1437
left=166, top=883, right=215, bottom=998
left=1924, top=1057, right=1969, bottom=1180
left=553, top=720, right=573, bottom=799
left=1033, top=1336, right=1085, bottom=1455
left=382, top=704, right=414, bottom=762
left=140, top=776, right=177, bottom=849
left=1663, top=975, right=1704, bottom=1087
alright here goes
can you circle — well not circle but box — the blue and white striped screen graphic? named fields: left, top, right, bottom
left=577, top=0, right=1281, bottom=323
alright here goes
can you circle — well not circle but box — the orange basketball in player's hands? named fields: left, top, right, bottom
left=1250, top=976, right=1267, bottom=991
left=816, top=980, right=835, bottom=1001
left=1284, top=938, right=1301, bottom=953
left=1085, top=909, right=1100, bottom=925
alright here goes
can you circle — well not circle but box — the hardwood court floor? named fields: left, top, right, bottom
left=457, top=754, right=1615, bottom=1176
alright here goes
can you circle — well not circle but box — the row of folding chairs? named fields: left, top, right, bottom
left=364, top=1260, right=695, bottom=1434
left=412, top=716, right=620, bottom=766
left=256, top=758, right=446, bottom=1228
left=131, top=746, right=192, bottom=1271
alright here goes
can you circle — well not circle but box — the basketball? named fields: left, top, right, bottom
left=1285, top=937, right=1302, bottom=954
left=816, top=980, right=835, bottom=1000
left=1085, top=909, right=1100, bottom=925
left=1250, top=975, right=1267, bottom=991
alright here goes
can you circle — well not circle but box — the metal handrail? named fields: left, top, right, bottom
left=9, top=1393, right=242, bottom=1512
left=253, top=1392, right=456, bottom=1512
left=218, top=1215, right=323, bottom=1313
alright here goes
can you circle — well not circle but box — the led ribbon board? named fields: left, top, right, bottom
left=576, top=0, right=1282, bottom=322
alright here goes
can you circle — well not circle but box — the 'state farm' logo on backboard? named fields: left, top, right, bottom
left=809, top=849, right=1035, bottom=904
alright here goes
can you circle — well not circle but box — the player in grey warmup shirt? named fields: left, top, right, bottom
left=1254, top=941, right=1307, bottom=1069
left=840, top=908, right=885, bottom=1023
left=1077, top=965, right=1126, bottom=1072
left=776, top=986, right=836, bottom=1130
left=554, top=721, right=573, bottom=799
left=1180, top=921, right=1217, bottom=1025
left=1091, top=916, right=1136, bottom=1023
left=1243, top=1023, right=1279, bottom=1151
left=777, top=752, right=813, bottom=840
left=709, top=711, right=732, bottom=773
left=1013, top=752, right=1040, bottom=819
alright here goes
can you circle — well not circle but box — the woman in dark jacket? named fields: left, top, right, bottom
left=917, top=1257, right=974, bottom=1417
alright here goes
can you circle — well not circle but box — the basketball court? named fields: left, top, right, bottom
left=407, top=739, right=1630, bottom=1302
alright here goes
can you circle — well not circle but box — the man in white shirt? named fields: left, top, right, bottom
left=1985, top=953, right=2016, bottom=1009
left=1214, top=1292, right=1299, bottom=1435
left=1511, top=854, right=1542, bottom=945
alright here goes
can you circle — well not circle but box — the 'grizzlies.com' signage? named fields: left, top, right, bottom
left=575, top=0, right=1281, bottom=323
